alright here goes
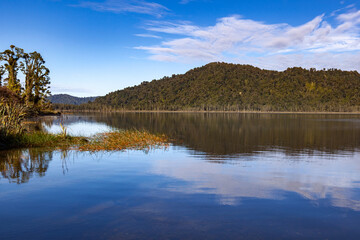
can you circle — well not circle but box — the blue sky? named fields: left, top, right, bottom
left=0, top=0, right=359, bottom=96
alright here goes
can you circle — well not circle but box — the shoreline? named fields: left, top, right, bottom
left=57, top=109, right=360, bottom=115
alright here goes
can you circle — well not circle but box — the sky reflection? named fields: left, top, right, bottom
left=149, top=148, right=360, bottom=210
left=44, top=121, right=114, bottom=137
left=1, top=147, right=359, bottom=212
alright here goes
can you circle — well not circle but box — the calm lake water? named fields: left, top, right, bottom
left=1, top=112, right=360, bottom=239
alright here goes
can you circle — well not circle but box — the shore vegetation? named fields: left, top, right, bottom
left=1, top=129, right=168, bottom=152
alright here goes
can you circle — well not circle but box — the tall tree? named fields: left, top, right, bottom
left=33, top=64, right=50, bottom=107
left=21, top=52, right=47, bottom=105
left=0, top=45, right=24, bottom=95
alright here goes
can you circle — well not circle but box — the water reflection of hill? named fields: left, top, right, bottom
left=78, top=112, right=360, bottom=156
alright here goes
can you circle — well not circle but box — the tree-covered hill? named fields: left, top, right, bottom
left=89, top=62, right=360, bottom=111
left=49, top=94, right=97, bottom=105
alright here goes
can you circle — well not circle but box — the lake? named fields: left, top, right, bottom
left=1, top=112, right=360, bottom=239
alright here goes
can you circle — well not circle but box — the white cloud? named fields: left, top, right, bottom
left=75, top=0, right=169, bottom=17
left=136, top=9, right=360, bottom=70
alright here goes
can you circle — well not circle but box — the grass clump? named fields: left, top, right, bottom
left=78, top=130, right=169, bottom=152
left=1, top=131, right=87, bottom=150
left=1, top=128, right=168, bottom=152
left=18, top=132, right=87, bottom=148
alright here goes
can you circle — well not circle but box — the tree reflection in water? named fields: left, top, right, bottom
left=0, top=148, right=70, bottom=184
left=71, top=112, right=360, bottom=156
left=37, top=113, right=360, bottom=156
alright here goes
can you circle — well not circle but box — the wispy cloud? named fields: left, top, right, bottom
left=179, top=0, right=205, bottom=4
left=135, top=33, right=162, bottom=39
left=179, top=0, right=194, bottom=4
left=330, top=3, right=355, bottom=16
left=135, top=9, right=360, bottom=71
left=75, top=0, right=169, bottom=17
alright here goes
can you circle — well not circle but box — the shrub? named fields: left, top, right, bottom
left=0, top=98, right=27, bottom=138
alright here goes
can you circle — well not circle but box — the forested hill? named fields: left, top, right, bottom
left=49, top=94, right=97, bottom=105
left=93, top=62, right=360, bottom=112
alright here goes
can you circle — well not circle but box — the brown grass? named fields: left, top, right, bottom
left=78, top=130, right=169, bottom=152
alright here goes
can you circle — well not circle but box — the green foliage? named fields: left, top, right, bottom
left=0, top=45, right=24, bottom=94
left=21, top=52, right=50, bottom=107
left=0, top=45, right=53, bottom=149
left=78, top=62, right=360, bottom=112
left=0, top=45, right=51, bottom=110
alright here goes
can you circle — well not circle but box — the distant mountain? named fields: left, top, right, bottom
left=49, top=94, right=98, bottom=105
left=91, top=62, right=360, bottom=112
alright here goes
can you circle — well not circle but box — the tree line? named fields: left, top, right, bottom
left=0, top=45, right=51, bottom=110
left=56, top=62, right=360, bottom=112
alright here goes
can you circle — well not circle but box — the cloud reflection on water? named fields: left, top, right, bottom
left=150, top=148, right=360, bottom=210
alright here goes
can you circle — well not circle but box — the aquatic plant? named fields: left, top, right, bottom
left=59, top=121, right=67, bottom=138
left=78, top=130, right=169, bottom=152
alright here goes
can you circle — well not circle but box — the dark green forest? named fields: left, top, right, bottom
left=59, top=62, right=360, bottom=112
